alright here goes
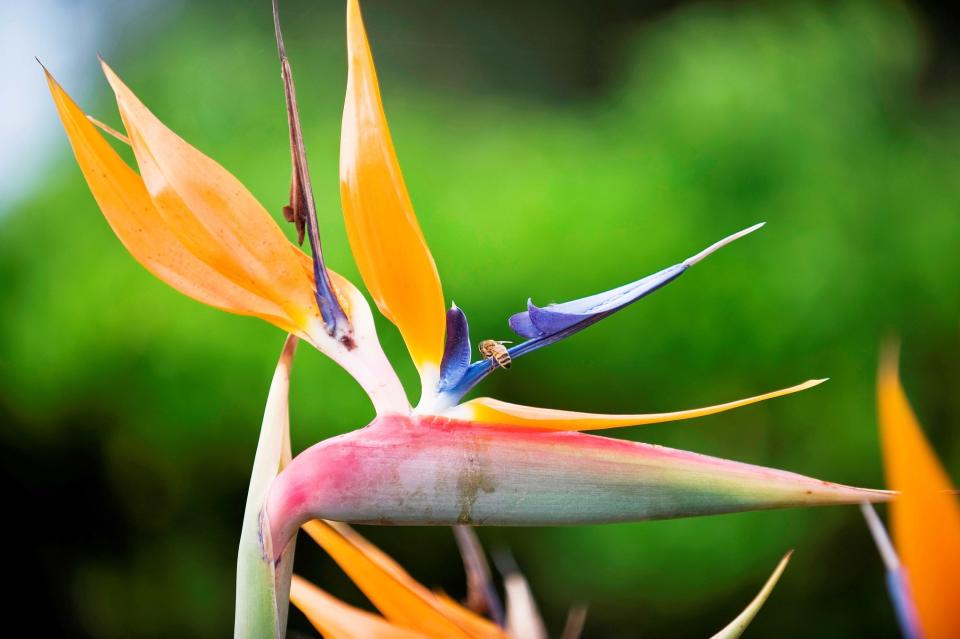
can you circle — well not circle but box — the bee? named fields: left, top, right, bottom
left=478, top=340, right=513, bottom=369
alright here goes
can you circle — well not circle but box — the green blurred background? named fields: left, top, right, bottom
left=2, top=0, right=959, bottom=636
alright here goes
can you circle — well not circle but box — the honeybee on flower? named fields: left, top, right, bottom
left=478, top=340, right=513, bottom=370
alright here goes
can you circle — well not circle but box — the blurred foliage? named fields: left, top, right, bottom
left=2, top=0, right=959, bottom=637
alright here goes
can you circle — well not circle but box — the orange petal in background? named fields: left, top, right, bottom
left=341, top=0, right=446, bottom=395
left=878, top=344, right=960, bottom=639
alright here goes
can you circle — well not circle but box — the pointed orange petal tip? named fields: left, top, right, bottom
left=878, top=343, right=960, bottom=639
left=448, top=379, right=827, bottom=431
left=341, top=0, right=446, bottom=388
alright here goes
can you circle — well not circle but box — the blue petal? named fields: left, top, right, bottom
left=509, top=263, right=688, bottom=339
left=437, top=224, right=764, bottom=404
left=508, top=305, right=541, bottom=339
left=438, top=304, right=471, bottom=392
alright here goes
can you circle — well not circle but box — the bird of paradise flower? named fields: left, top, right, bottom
left=44, top=0, right=891, bottom=635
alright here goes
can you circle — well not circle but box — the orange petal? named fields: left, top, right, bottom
left=341, top=0, right=446, bottom=388
left=325, top=524, right=504, bottom=639
left=99, top=60, right=319, bottom=333
left=302, top=521, right=503, bottom=638
left=878, top=345, right=960, bottom=639
left=49, top=64, right=409, bottom=413
left=431, top=592, right=508, bottom=639
left=321, top=522, right=505, bottom=638
left=448, top=379, right=826, bottom=431
left=330, top=521, right=504, bottom=639
left=44, top=68, right=296, bottom=331
left=290, top=575, right=430, bottom=639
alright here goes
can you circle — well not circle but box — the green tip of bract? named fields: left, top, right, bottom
left=709, top=551, right=792, bottom=639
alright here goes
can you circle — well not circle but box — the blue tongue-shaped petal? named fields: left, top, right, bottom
left=510, top=264, right=688, bottom=339
left=509, top=223, right=763, bottom=340
left=438, top=304, right=471, bottom=391
left=436, top=223, right=765, bottom=406
left=506, top=308, right=540, bottom=340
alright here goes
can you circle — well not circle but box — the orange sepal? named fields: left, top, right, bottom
left=45, top=67, right=300, bottom=331
left=48, top=64, right=410, bottom=413
left=98, top=60, right=321, bottom=333
left=341, top=0, right=446, bottom=383
left=290, top=575, right=430, bottom=639
left=302, top=521, right=504, bottom=638
left=450, top=379, right=826, bottom=431
left=879, top=345, right=960, bottom=639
